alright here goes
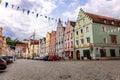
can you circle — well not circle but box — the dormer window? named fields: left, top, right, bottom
left=104, top=20, right=107, bottom=23
left=111, top=21, right=114, bottom=24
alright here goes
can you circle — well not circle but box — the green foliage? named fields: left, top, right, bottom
left=6, top=37, right=24, bottom=50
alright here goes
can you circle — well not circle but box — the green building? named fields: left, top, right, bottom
left=74, top=9, right=120, bottom=60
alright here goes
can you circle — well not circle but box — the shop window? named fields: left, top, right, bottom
left=100, top=49, right=106, bottom=57
left=110, top=49, right=116, bottom=57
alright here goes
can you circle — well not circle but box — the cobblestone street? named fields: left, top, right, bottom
left=0, top=59, right=120, bottom=80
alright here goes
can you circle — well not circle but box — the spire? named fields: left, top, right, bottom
left=58, top=18, right=61, bottom=23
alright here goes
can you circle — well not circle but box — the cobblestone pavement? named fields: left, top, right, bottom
left=0, top=59, right=120, bottom=80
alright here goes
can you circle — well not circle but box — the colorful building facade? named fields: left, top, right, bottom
left=56, top=19, right=65, bottom=57
left=40, top=38, right=46, bottom=55
left=74, top=9, right=120, bottom=60
left=64, top=20, right=76, bottom=59
left=50, top=31, right=56, bottom=55
left=46, top=32, right=51, bottom=54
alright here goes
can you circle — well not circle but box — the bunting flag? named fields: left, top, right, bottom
left=23, top=9, right=25, bottom=13
left=32, top=12, right=34, bottom=14
left=27, top=10, right=30, bottom=15
left=36, top=13, right=39, bottom=18
left=5, top=2, right=9, bottom=7
left=2, top=1, right=60, bottom=23
left=45, top=16, right=47, bottom=18
left=48, top=17, right=50, bottom=21
left=51, top=18, right=54, bottom=20
left=11, top=4, right=14, bottom=8
left=17, top=6, right=20, bottom=10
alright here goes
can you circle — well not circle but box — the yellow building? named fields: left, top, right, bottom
left=1, top=36, right=7, bottom=55
left=26, top=40, right=39, bottom=58
left=46, top=32, right=51, bottom=54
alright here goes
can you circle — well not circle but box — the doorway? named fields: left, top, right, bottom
left=76, top=50, right=80, bottom=60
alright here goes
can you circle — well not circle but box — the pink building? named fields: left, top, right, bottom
left=64, top=20, right=76, bottom=59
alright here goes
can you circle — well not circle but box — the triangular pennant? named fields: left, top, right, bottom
left=27, top=10, right=30, bottom=15
left=51, top=18, right=54, bottom=20
left=32, top=12, right=34, bottom=14
left=17, top=6, right=20, bottom=10
left=23, top=9, right=25, bottom=13
left=45, top=16, right=47, bottom=18
left=36, top=13, right=39, bottom=18
left=48, top=17, right=50, bottom=21
left=11, top=4, right=14, bottom=8
left=5, top=2, right=9, bottom=8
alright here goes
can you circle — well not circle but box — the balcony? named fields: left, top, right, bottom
left=83, top=22, right=86, bottom=27
left=75, top=45, right=79, bottom=49
left=86, top=43, right=90, bottom=47
left=77, top=25, right=80, bottom=28
left=76, top=35, right=78, bottom=39
left=80, top=44, right=84, bottom=47
left=80, top=33, right=83, bottom=37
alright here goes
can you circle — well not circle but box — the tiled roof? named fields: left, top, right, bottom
left=16, top=44, right=28, bottom=48
left=86, top=12, right=120, bottom=27
left=30, top=40, right=39, bottom=45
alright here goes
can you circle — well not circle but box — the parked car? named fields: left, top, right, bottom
left=33, top=57, right=41, bottom=60
left=43, top=55, right=49, bottom=61
left=48, top=55, right=61, bottom=61
left=1, top=56, right=12, bottom=64
left=0, top=58, right=7, bottom=70
left=6, top=56, right=15, bottom=63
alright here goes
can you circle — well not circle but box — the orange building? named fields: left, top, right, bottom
left=50, top=31, right=56, bottom=55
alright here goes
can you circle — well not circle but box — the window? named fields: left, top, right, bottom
left=87, top=37, right=90, bottom=43
left=86, top=27, right=89, bottom=32
left=76, top=31, right=78, bottom=35
left=102, top=26, right=106, bottom=32
left=110, top=35, right=117, bottom=44
left=104, top=20, right=106, bottom=23
left=71, top=33, right=73, bottom=39
left=81, top=39, right=84, bottom=44
left=81, top=29, right=83, bottom=33
left=110, top=49, right=116, bottom=57
left=111, top=21, right=114, bottom=24
left=71, top=41, right=73, bottom=46
left=76, top=40, right=79, bottom=45
left=104, top=38, right=107, bottom=43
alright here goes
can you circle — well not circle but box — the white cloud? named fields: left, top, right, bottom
left=81, top=0, right=120, bottom=19
left=0, top=0, right=57, bottom=40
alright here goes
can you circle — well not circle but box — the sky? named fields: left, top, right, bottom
left=0, top=0, right=120, bottom=41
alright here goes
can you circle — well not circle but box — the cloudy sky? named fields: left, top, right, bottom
left=0, top=0, right=120, bottom=41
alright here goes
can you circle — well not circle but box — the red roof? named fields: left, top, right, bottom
left=86, top=12, right=120, bottom=27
